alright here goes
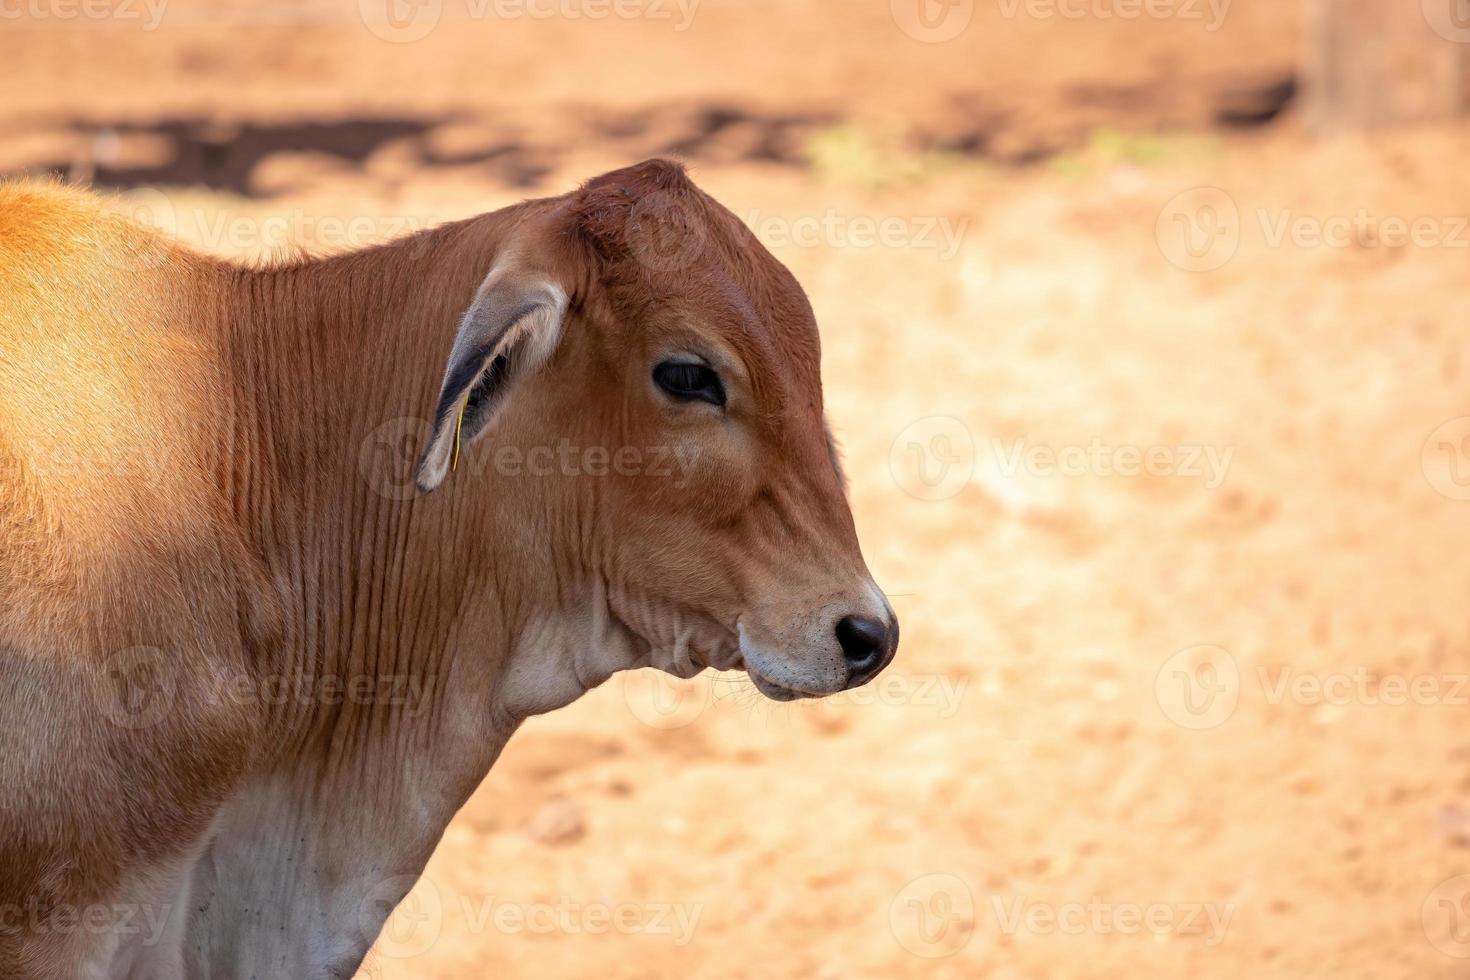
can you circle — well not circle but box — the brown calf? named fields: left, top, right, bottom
left=0, top=160, right=896, bottom=978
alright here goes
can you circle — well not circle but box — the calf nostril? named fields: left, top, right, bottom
left=836, top=615, right=888, bottom=673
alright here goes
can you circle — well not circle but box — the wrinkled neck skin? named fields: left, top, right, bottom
left=182, top=210, right=654, bottom=979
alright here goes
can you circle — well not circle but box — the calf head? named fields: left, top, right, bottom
left=416, top=160, right=896, bottom=701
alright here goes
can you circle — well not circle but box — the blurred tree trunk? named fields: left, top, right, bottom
left=1304, top=0, right=1470, bottom=131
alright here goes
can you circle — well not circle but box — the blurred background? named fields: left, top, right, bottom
left=7, top=0, right=1470, bottom=976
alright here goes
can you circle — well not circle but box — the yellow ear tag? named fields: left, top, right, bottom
left=451, top=403, right=466, bottom=474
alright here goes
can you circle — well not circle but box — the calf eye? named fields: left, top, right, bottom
left=653, top=361, right=726, bottom=408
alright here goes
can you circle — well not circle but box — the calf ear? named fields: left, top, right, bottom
left=415, top=263, right=568, bottom=494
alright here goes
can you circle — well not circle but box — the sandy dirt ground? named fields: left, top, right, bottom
left=7, top=1, right=1470, bottom=977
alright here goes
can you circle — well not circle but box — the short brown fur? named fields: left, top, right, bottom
left=0, top=161, right=893, bottom=978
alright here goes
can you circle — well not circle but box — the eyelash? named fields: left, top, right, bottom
left=652, top=361, right=727, bottom=408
